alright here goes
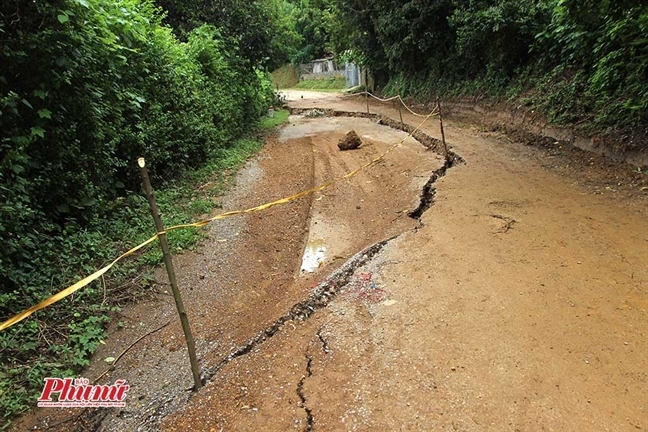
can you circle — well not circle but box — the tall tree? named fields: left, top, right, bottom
left=155, top=0, right=300, bottom=69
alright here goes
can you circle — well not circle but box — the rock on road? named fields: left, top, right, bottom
left=164, top=91, right=648, bottom=431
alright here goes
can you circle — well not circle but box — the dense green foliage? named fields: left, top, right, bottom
left=317, top=0, right=648, bottom=134
left=534, top=0, right=648, bottom=129
left=252, top=0, right=338, bottom=65
left=0, top=0, right=283, bottom=422
left=154, top=0, right=302, bottom=70
left=289, top=0, right=333, bottom=63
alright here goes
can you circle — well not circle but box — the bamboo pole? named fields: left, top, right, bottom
left=365, top=70, right=370, bottom=114
left=138, top=158, right=202, bottom=391
left=437, top=97, right=448, bottom=162
left=366, top=91, right=370, bottom=114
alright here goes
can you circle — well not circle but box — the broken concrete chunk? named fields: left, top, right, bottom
left=338, top=130, right=362, bottom=150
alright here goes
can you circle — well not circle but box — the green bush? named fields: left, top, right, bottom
left=0, top=0, right=275, bottom=423
left=535, top=1, right=648, bottom=129
left=327, top=0, right=648, bottom=136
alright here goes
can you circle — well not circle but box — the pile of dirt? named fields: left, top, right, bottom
left=338, top=130, right=362, bottom=150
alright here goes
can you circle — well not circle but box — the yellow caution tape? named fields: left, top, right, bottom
left=365, top=92, right=400, bottom=103
left=0, top=110, right=436, bottom=332
left=0, top=235, right=160, bottom=331
left=363, top=91, right=438, bottom=118
left=397, top=96, right=434, bottom=118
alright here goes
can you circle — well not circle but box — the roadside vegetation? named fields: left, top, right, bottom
left=294, top=77, right=347, bottom=91
left=361, top=0, right=648, bottom=136
left=0, top=0, right=292, bottom=423
left=271, top=64, right=300, bottom=89
left=272, top=0, right=648, bottom=146
left=262, top=109, right=291, bottom=128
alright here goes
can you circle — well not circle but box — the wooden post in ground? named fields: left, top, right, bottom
left=138, top=158, right=202, bottom=391
left=365, top=70, right=370, bottom=114
left=398, top=102, right=404, bottom=129
left=437, top=97, right=449, bottom=162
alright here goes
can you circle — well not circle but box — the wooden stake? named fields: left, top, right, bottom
left=437, top=97, right=448, bottom=162
left=365, top=70, right=370, bottom=114
left=366, top=91, right=370, bottom=114
left=398, top=102, right=404, bottom=129
left=138, top=158, right=202, bottom=391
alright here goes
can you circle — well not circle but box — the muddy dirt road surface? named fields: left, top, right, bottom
left=17, top=91, right=647, bottom=431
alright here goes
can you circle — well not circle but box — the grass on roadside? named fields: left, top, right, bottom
left=294, top=76, right=346, bottom=91
left=260, top=109, right=291, bottom=129
left=271, top=64, right=300, bottom=88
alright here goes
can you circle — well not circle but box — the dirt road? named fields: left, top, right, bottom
left=18, top=91, right=647, bottom=431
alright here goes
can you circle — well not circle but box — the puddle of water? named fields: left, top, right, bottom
left=300, top=238, right=327, bottom=273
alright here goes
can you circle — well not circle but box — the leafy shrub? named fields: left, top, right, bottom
left=331, top=0, right=648, bottom=135
left=0, top=0, right=274, bottom=423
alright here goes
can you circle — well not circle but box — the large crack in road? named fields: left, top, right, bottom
left=296, top=354, right=314, bottom=431
left=21, top=90, right=648, bottom=432
left=200, top=236, right=396, bottom=382
left=159, top=91, right=647, bottom=432
left=16, top=103, right=458, bottom=432
left=155, top=111, right=462, bottom=431
left=196, top=108, right=461, bottom=385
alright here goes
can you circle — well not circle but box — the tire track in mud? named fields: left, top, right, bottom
left=153, top=110, right=463, bottom=430
left=199, top=108, right=464, bottom=372
left=155, top=110, right=466, bottom=431
left=290, top=107, right=466, bottom=222
left=30, top=109, right=464, bottom=432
